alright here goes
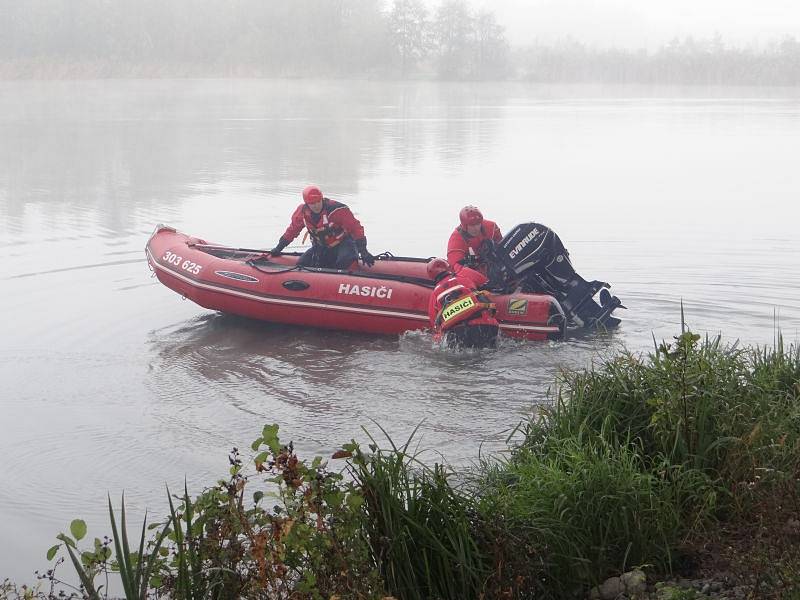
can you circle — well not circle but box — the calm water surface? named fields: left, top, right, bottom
left=1, top=80, right=799, bottom=580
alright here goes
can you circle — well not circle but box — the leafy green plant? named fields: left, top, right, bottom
left=244, top=424, right=383, bottom=598
left=46, top=498, right=168, bottom=600
left=45, top=427, right=384, bottom=599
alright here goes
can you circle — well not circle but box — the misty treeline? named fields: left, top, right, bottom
left=1, top=0, right=799, bottom=85
left=0, top=0, right=508, bottom=79
left=520, top=35, right=800, bottom=86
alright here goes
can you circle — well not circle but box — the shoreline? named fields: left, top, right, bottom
left=2, top=60, right=800, bottom=88
left=3, top=328, right=798, bottom=598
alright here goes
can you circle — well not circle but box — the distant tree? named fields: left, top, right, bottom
left=432, top=0, right=473, bottom=79
left=776, top=35, right=800, bottom=85
left=0, top=0, right=22, bottom=58
left=387, top=0, right=429, bottom=77
left=337, top=0, right=391, bottom=75
left=472, top=9, right=509, bottom=79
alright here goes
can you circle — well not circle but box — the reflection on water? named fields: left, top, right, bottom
left=0, top=80, right=503, bottom=240
left=139, top=312, right=620, bottom=493
left=1, top=80, right=799, bottom=581
left=146, top=312, right=612, bottom=446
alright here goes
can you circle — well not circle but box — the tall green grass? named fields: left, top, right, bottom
left=478, top=437, right=700, bottom=596
left=347, top=426, right=489, bottom=600
left=525, top=332, right=800, bottom=498
left=477, top=330, right=800, bottom=596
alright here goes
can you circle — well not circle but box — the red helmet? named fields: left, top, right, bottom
left=459, top=206, right=483, bottom=228
left=302, top=185, right=324, bottom=205
left=427, top=258, right=450, bottom=280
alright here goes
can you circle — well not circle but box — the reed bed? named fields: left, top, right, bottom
left=347, top=427, right=489, bottom=600
left=476, top=330, right=800, bottom=596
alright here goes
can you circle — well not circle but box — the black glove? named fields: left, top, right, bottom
left=478, top=239, right=497, bottom=259
left=355, top=239, right=375, bottom=267
left=269, top=237, right=289, bottom=256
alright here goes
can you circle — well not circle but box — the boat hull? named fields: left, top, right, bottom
left=146, top=226, right=564, bottom=341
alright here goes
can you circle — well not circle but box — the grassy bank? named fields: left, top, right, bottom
left=478, top=330, right=800, bottom=596
left=5, top=328, right=800, bottom=599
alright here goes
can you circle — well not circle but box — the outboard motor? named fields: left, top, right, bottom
left=488, top=223, right=624, bottom=329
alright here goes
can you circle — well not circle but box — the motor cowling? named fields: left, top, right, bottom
left=492, top=223, right=624, bottom=329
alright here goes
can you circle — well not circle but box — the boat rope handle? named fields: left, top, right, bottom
left=246, top=261, right=304, bottom=275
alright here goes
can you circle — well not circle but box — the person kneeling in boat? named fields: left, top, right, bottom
left=269, top=185, right=376, bottom=269
left=427, top=258, right=500, bottom=349
left=446, top=206, right=503, bottom=277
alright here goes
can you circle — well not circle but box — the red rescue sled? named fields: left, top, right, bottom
left=145, top=225, right=565, bottom=341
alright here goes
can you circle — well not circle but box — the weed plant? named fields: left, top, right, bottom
left=43, top=426, right=384, bottom=600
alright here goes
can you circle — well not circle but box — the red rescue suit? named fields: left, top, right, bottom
left=446, top=220, right=502, bottom=272
left=428, top=265, right=498, bottom=335
left=282, top=198, right=366, bottom=248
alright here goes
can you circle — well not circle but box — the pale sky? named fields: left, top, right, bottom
left=427, top=0, right=800, bottom=48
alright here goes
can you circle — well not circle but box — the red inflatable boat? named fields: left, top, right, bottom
left=145, top=225, right=565, bottom=341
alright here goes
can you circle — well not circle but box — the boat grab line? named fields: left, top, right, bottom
left=148, top=249, right=559, bottom=331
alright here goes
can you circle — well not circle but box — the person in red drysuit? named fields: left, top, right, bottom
left=446, top=206, right=503, bottom=275
left=269, top=185, right=375, bottom=269
left=426, top=258, right=499, bottom=349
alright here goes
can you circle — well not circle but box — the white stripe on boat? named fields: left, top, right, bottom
left=498, top=324, right=561, bottom=333
left=147, top=248, right=429, bottom=322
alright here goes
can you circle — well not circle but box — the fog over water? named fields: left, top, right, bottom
left=1, top=0, right=800, bottom=585
left=2, top=0, right=799, bottom=83
left=473, top=0, right=800, bottom=48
